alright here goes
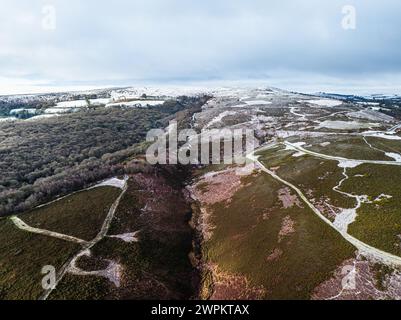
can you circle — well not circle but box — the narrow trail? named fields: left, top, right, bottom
left=39, top=175, right=129, bottom=300
left=363, top=136, right=387, bottom=154
left=290, top=107, right=307, bottom=121
left=247, top=148, right=401, bottom=267
left=9, top=216, right=88, bottom=245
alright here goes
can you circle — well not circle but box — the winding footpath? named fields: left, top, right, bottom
left=247, top=146, right=401, bottom=267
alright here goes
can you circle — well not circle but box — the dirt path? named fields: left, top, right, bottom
left=10, top=216, right=88, bottom=245
left=290, top=107, right=307, bottom=121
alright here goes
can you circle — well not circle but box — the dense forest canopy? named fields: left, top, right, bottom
left=0, top=96, right=208, bottom=215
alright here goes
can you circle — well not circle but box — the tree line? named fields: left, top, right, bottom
left=0, top=96, right=209, bottom=216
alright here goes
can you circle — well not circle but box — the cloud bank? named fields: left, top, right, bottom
left=1, top=0, right=401, bottom=94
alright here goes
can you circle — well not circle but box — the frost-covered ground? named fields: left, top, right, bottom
left=301, top=99, right=343, bottom=107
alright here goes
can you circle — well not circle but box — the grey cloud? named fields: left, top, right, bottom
left=1, top=0, right=401, bottom=93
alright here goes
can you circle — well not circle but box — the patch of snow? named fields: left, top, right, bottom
left=338, top=160, right=363, bottom=168
left=317, top=120, right=381, bottom=130
left=230, top=103, right=250, bottom=108
left=68, top=249, right=122, bottom=287
left=357, top=102, right=381, bottom=106
left=333, top=208, right=357, bottom=233
left=0, top=117, right=17, bottom=122
left=109, top=231, right=140, bottom=243
left=255, top=115, right=274, bottom=122
left=320, top=142, right=331, bottom=147
left=10, top=108, right=38, bottom=115
left=303, top=99, right=343, bottom=107
left=243, top=100, right=272, bottom=106
left=95, top=177, right=126, bottom=189
left=284, top=122, right=295, bottom=128
left=235, top=163, right=258, bottom=176
left=292, top=151, right=306, bottom=157
left=374, top=194, right=392, bottom=202
left=90, top=98, right=110, bottom=105
left=56, top=100, right=88, bottom=108
left=205, top=110, right=237, bottom=128
left=52, top=98, right=110, bottom=110
left=385, top=152, right=401, bottom=162
left=110, top=86, right=209, bottom=100
left=275, top=130, right=336, bottom=139
left=332, top=168, right=369, bottom=233
left=256, top=93, right=273, bottom=99
left=44, top=108, right=75, bottom=114
left=106, top=100, right=164, bottom=108
left=347, top=110, right=394, bottom=122
left=285, top=141, right=306, bottom=149
left=25, top=114, right=59, bottom=121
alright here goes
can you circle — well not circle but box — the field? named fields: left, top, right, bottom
left=0, top=219, right=80, bottom=300
left=0, top=184, right=124, bottom=299
left=193, top=167, right=356, bottom=299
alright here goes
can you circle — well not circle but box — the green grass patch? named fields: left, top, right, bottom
left=0, top=219, right=80, bottom=300
left=342, top=164, right=401, bottom=256
left=21, top=186, right=121, bottom=241
left=49, top=273, right=111, bottom=300
left=365, top=137, right=401, bottom=155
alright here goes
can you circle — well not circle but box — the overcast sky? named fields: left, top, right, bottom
left=1, top=0, right=401, bottom=94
